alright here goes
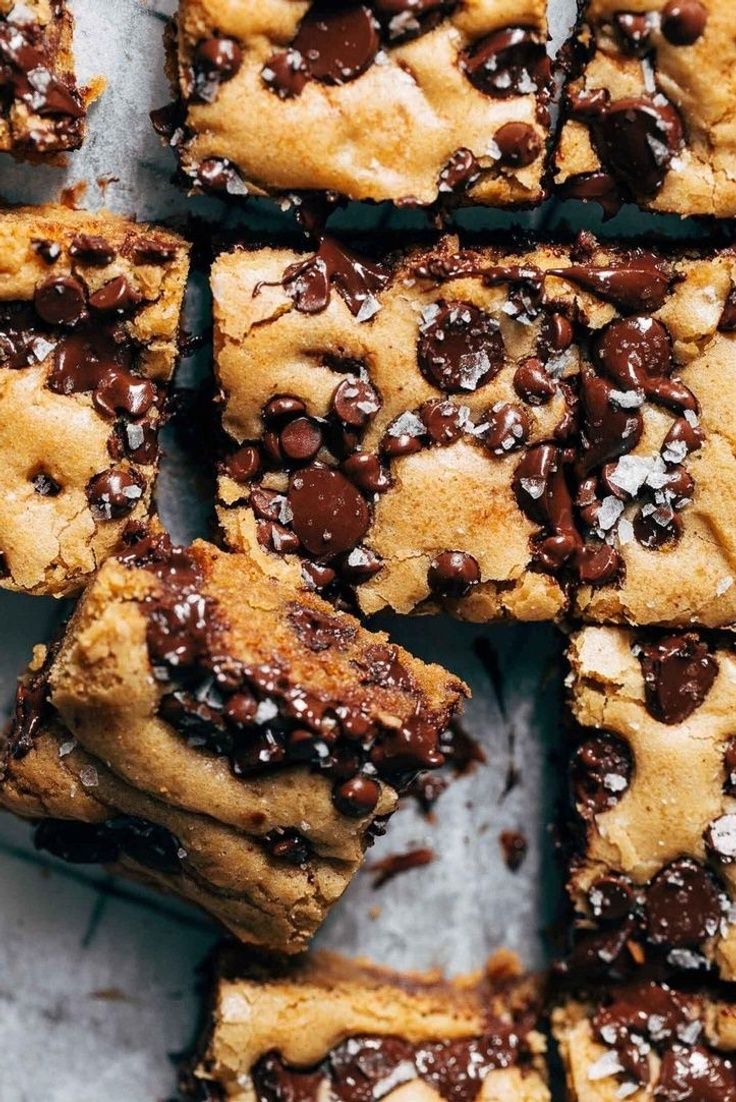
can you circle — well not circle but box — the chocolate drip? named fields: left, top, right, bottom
left=550, top=253, right=674, bottom=313
left=277, top=238, right=389, bottom=318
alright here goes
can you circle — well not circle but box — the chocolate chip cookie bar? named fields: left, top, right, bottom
left=183, top=949, right=549, bottom=1102
left=553, top=979, right=736, bottom=1101
left=565, top=625, right=736, bottom=982
left=212, top=234, right=736, bottom=626
left=161, top=0, right=552, bottom=207
left=0, top=1, right=97, bottom=156
left=1, top=530, right=466, bottom=952
left=555, top=0, right=736, bottom=217
left=0, top=205, right=190, bottom=596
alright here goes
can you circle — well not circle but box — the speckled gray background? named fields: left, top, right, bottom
left=0, top=1, right=706, bottom=1098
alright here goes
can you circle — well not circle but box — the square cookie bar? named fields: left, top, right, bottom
left=0, top=1, right=97, bottom=156
left=184, top=949, right=549, bottom=1102
left=553, top=980, right=736, bottom=1101
left=1, top=531, right=466, bottom=952
left=163, top=0, right=552, bottom=207
left=213, top=234, right=736, bottom=626
left=555, top=0, right=736, bottom=217
left=564, top=625, right=736, bottom=982
left=0, top=204, right=190, bottom=596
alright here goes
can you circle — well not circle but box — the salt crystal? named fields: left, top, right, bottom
left=587, top=1050, right=624, bottom=1081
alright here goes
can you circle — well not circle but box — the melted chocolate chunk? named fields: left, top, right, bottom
left=637, top=633, right=718, bottom=724
left=460, top=27, right=550, bottom=98
left=371, top=0, right=456, bottom=43
left=69, top=234, right=115, bottom=266
left=645, top=858, right=724, bottom=948
left=253, top=1020, right=529, bottom=1102
left=579, top=93, right=684, bottom=198
left=418, top=301, right=503, bottom=393
left=263, top=4, right=380, bottom=98
left=558, top=171, right=623, bottom=220
left=427, top=551, right=481, bottom=599
left=658, top=1046, right=736, bottom=1101
left=513, top=444, right=582, bottom=574
left=0, top=304, right=56, bottom=369
left=513, top=357, right=556, bottom=405
left=196, top=157, right=248, bottom=196
left=572, top=732, right=632, bottom=815
left=588, top=873, right=635, bottom=922
left=86, top=467, right=146, bottom=520
left=482, top=402, right=529, bottom=455
left=288, top=465, right=370, bottom=557
left=263, top=827, right=312, bottom=865
left=89, top=276, right=142, bottom=315
left=332, top=378, right=381, bottom=427
left=288, top=605, right=357, bottom=652
left=578, top=368, right=642, bottom=473
left=280, top=238, right=388, bottom=318
left=192, top=36, right=243, bottom=102
left=551, top=252, right=673, bottom=313
left=661, top=0, right=708, bottom=46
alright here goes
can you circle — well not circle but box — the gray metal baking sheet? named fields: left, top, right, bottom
left=0, top=1, right=708, bottom=1098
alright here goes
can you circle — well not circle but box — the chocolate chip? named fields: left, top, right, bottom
left=578, top=369, right=643, bottom=474
left=645, top=858, right=723, bottom=947
left=661, top=0, right=708, bottom=45
left=637, top=633, right=718, bottom=725
left=196, top=158, right=248, bottom=196
left=193, top=36, right=243, bottom=101
left=427, top=551, right=480, bottom=598
left=34, top=820, right=120, bottom=865
left=280, top=417, right=323, bottom=462
left=93, top=371, right=156, bottom=420
left=542, top=313, right=574, bottom=354
left=33, top=239, right=61, bottom=264
left=341, top=452, right=392, bottom=494
left=130, top=238, right=177, bottom=265
left=419, top=399, right=466, bottom=445
left=719, top=288, right=736, bottom=332
left=263, top=827, right=312, bottom=865
left=705, top=814, right=736, bottom=863
left=223, top=692, right=258, bottom=727
left=69, top=234, right=115, bottom=266
left=34, top=276, right=86, bottom=326
left=460, top=27, right=549, bottom=98
left=332, top=378, right=381, bottom=427
left=288, top=465, right=370, bottom=557
left=438, top=148, right=480, bottom=192
left=338, top=545, right=383, bottom=582
left=576, top=542, right=623, bottom=586
left=281, top=237, right=388, bottom=317
left=588, top=874, right=635, bottom=922
left=223, top=445, right=262, bottom=484
left=87, top=467, right=146, bottom=520
left=572, top=733, right=632, bottom=815
left=494, top=122, right=542, bottom=167
left=481, top=402, right=529, bottom=455
left=597, top=314, right=672, bottom=391
left=633, top=505, right=682, bottom=549
left=89, top=276, right=142, bottom=314
left=259, top=520, right=301, bottom=555
left=418, top=300, right=503, bottom=393
left=657, top=1046, right=736, bottom=1102
left=514, top=357, right=556, bottom=405
left=251, top=488, right=287, bottom=523
left=263, top=395, right=308, bottom=425
left=380, top=414, right=426, bottom=457
left=333, top=774, right=381, bottom=816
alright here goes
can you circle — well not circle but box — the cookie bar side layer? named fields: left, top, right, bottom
left=188, top=950, right=549, bottom=1102
left=213, top=235, right=736, bottom=627
left=554, top=0, right=736, bottom=218
left=0, top=2, right=95, bottom=156
left=163, top=0, right=551, bottom=207
left=0, top=205, right=190, bottom=596
left=1, top=531, right=466, bottom=950
left=564, top=624, right=736, bottom=982
left=553, top=982, right=736, bottom=1101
